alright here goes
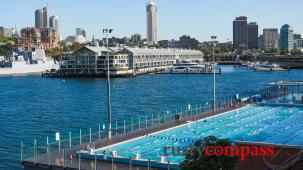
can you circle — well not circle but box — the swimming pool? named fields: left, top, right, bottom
left=94, top=104, right=303, bottom=165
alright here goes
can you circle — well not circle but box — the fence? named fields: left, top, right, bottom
left=21, top=85, right=299, bottom=169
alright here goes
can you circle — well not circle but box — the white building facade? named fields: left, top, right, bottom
left=60, top=46, right=203, bottom=76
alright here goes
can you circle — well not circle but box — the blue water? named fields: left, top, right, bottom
left=1, top=66, right=303, bottom=169
left=97, top=104, right=303, bottom=163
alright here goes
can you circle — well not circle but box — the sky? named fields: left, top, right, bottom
left=1, top=0, right=303, bottom=42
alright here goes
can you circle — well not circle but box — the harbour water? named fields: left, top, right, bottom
left=1, top=65, right=303, bottom=169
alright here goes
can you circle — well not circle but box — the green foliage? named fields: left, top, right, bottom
left=45, top=48, right=64, bottom=61
left=198, top=47, right=212, bottom=56
left=266, top=48, right=280, bottom=54
left=291, top=49, right=303, bottom=56
left=70, top=42, right=83, bottom=52
left=0, top=43, right=12, bottom=57
left=180, top=136, right=238, bottom=170
left=0, top=36, right=12, bottom=44
left=280, top=50, right=287, bottom=55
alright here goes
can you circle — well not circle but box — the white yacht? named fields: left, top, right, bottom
left=254, top=63, right=286, bottom=72
left=168, top=60, right=211, bottom=73
left=0, top=47, right=59, bottom=75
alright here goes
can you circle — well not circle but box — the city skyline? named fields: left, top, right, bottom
left=0, top=0, right=303, bottom=42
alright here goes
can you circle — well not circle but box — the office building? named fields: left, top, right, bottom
left=258, top=35, right=264, bottom=50
left=179, top=35, right=199, bottom=49
left=49, top=16, right=59, bottom=38
left=146, top=1, right=158, bottom=46
left=35, top=9, right=43, bottom=28
left=131, top=33, right=142, bottom=43
left=42, top=7, right=49, bottom=28
left=294, top=34, right=303, bottom=49
left=76, top=28, right=86, bottom=38
left=280, top=24, right=294, bottom=52
left=294, top=39, right=303, bottom=49
left=35, top=7, right=49, bottom=29
left=49, top=16, right=59, bottom=31
left=247, top=22, right=258, bottom=49
left=263, top=29, right=279, bottom=51
left=293, top=34, right=302, bottom=40
left=233, top=16, right=248, bottom=50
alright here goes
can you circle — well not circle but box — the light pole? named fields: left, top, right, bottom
left=103, top=28, right=113, bottom=145
left=211, top=36, right=217, bottom=112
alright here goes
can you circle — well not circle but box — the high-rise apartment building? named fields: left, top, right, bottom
left=280, top=24, right=294, bottom=52
left=49, top=16, right=58, bottom=30
left=35, top=9, right=44, bottom=29
left=49, top=16, right=59, bottom=39
left=42, top=7, right=49, bottom=28
left=131, top=33, right=142, bottom=43
left=233, top=16, right=248, bottom=50
left=247, top=22, right=258, bottom=49
left=146, top=1, right=158, bottom=46
left=76, top=28, right=86, bottom=38
left=263, top=29, right=279, bottom=51
left=35, top=7, right=49, bottom=29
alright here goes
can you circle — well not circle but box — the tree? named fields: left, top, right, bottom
left=70, top=42, right=83, bottom=52
left=0, top=43, right=12, bottom=58
left=180, top=136, right=238, bottom=170
left=280, top=50, right=287, bottom=55
left=45, top=48, right=64, bottom=61
left=0, top=36, right=12, bottom=44
left=291, top=49, right=303, bottom=56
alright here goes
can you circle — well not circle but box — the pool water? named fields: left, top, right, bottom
left=97, top=104, right=303, bottom=163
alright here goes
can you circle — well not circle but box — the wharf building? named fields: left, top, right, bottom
left=60, top=45, right=203, bottom=77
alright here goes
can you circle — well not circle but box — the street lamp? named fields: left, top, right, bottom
left=103, top=28, right=113, bottom=145
left=211, top=36, right=217, bottom=112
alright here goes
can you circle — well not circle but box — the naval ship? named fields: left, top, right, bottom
left=0, top=47, right=59, bottom=75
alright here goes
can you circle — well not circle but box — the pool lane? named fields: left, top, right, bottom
left=97, top=104, right=303, bottom=163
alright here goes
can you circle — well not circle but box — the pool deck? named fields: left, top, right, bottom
left=22, top=104, right=248, bottom=170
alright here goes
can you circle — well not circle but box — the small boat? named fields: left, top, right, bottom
left=254, top=63, right=286, bottom=72
left=247, top=61, right=260, bottom=69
